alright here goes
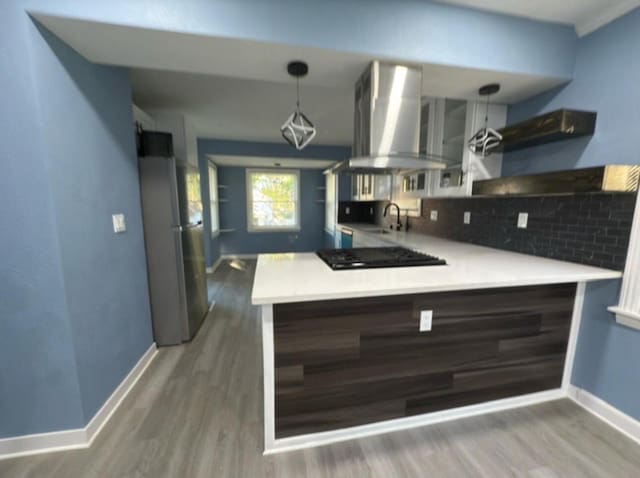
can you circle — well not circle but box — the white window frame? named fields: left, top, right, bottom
left=208, top=161, right=220, bottom=237
left=609, top=191, right=640, bottom=330
left=246, top=169, right=301, bottom=233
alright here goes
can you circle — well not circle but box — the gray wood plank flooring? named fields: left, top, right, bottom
left=2, top=259, right=639, bottom=477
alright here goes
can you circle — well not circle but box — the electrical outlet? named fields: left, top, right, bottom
left=463, top=211, right=471, bottom=224
left=345, top=206, right=350, bottom=215
left=430, top=210, right=438, bottom=221
left=112, top=213, right=126, bottom=233
left=517, top=212, right=529, bottom=229
left=370, top=207, right=374, bottom=215
left=419, top=310, right=433, bottom=332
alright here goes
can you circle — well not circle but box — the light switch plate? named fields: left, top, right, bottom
left=419, top=310, right=433, bottom=332
left=345, top=206, right=350, bottom=215
left=517, top=212, right=529, bottom=229
left=464, top=211, right=471, bottom=224
left=430, top=210, right=438, bottom=221
left=112, top=213, right=126, bottom=233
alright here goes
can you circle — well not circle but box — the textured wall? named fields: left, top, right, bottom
left=1, top=6, right=153, bottom=437
left=31, top=24, right=153, bottom=422
left=503, top=8, right=640, bottom=176
left=399, top=194, right=636, bottom=270
left=503, top=8, right=640, bottom=421
left=0, top=2, right=85, bottom=437
left=25, top=0, right=577, bottom=79
left=198, top=139, right=351, bottom=264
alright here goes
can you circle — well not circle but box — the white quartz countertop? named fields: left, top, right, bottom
left=251, top=223, right=622, bottom=305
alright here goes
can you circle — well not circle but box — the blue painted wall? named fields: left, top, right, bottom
left=198, top=139, right=350, bottom=264
left=0, top=1, right=85, bottom=437
left=217, top=167, right=325, bottom=255
left=25, top=0, right=577, bottom=80
left=1, top=2, right=153, bottom=437
left=31, top=24, right=154, bottom=422
left=503, top=8, right=640, bottom=177
left=504, top=8, right=640, bottom=420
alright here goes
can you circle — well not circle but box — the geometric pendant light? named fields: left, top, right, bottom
left=467, top=83, right=503, bottom=157
left=281, top=61, right=317, bottom=150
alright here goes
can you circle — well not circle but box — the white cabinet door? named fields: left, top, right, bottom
left=325, top=172, right=337, bottom=234
left=373, top=175, right=391, bottom=201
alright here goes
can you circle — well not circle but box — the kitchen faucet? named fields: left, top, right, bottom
left=383, top=202, right=402, bottom=231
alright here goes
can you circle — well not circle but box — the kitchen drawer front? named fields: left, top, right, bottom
left=273, top=283, right=576, bottom=438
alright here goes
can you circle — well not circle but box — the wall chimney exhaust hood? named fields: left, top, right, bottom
left=333, top=61, right=447, bottom=175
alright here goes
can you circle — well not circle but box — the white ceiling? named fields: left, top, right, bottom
left=132, top=69, right=355, bottom=145
left=436, top=0, right=640, bottom=36
left=131, top=66, right=564, bottom=145
left=35, top=12, right=575, bottom=144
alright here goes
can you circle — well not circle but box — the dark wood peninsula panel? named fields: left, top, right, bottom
left=273, top=283, right=577, bottom=438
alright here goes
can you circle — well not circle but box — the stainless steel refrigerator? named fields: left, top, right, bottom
left=138, top=131, right=208, bottom=346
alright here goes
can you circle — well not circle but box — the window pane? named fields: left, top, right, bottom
left=251, top=201, right=297, bottom=227
left=248, top=171, right=299, bottom=230
left=251, top=173, right=296, bottom=203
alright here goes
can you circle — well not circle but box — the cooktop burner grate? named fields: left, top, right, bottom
left=316, top=247, right=446, bottom=270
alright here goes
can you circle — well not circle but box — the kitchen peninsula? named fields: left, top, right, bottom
left=251, top=228, right=622, bottom=454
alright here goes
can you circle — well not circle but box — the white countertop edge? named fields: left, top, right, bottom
left=252, top=271, right=621, bottom=305
left=251, top=224, right=623, bottom=305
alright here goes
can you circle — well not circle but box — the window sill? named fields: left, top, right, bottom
left=247, top=228, right=301, bottom=234
left=608, top=306, right=640, bottom=331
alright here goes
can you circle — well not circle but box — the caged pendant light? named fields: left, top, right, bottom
left=467, top=83, right=502, bottom=157
left=281, top=61, right=316, bottom=150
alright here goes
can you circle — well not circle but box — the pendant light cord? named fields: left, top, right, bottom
left=296, top=76, right=301, bottom=112
left=484, top=93, right=491, bottom=129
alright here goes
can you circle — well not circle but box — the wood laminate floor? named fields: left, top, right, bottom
left=2, top=259, right=639, bottom=477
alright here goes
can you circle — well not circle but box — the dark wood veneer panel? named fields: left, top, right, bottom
left=273, top=283, right=576, bottom=438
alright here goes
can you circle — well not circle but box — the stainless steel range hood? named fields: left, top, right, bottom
left=333, top=61, right=447, bottom=174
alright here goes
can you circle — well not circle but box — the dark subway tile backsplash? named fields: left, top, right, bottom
left=401, top=193, right=636, bottom=271
left=338, top=201, right=378, bottom=224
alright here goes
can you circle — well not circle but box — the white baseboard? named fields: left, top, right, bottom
left=206, top=256, right=224, bottom=274
left=0, top=343, right=157, bottom=460
left=85, top=343, right=158, bottom=445
left=568, top=385, right=640, bottom=445
left=264, top=388, right=565, bottom=455
left=0, top=429, right=87, bottom=461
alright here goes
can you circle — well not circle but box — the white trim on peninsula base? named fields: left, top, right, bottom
left=568, top=385, right=640, bottom=445
left=0, top=343, right=157, bottom=461
left=260, top=285, right=595, bottom=455
left=265, top=389, right=565, bottom=455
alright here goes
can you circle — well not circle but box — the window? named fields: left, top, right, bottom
left=246, top=169, right=300, bottom=232
left=325, top=172, right=336, bottom=234
left=208, top=162, right=219, bottom=236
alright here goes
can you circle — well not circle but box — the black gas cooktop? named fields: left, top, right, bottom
left=316, top=247, right=446, bottom=270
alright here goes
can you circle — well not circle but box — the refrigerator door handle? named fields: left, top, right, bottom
left=173, top=228, right=189, bottom=338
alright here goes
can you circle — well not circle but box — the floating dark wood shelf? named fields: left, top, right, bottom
left=497, top=109, right=597, bottom=152
left=473, top=165, right=640, bottom=196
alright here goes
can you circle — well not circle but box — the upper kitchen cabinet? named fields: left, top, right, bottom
left=151, top=113, right=199, bottom=168
left=400, top=97, right=507, bottom=198
left=350, top=174, right=391, bottom=201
